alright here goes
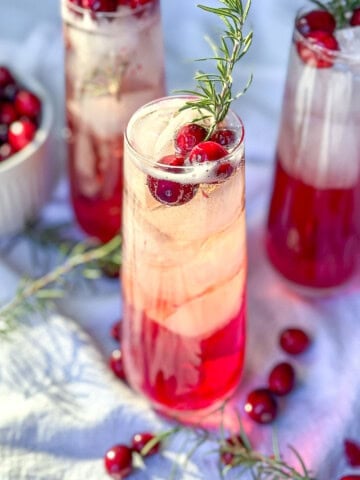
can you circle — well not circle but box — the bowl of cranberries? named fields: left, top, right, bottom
left=0, top=65, right=53, bottom=236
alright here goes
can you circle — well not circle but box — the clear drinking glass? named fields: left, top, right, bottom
left=266, top=10, right=360, bottom=291
left=61, top=0, right=165, bottom=242
left=121, top=96, right=247, bottom=418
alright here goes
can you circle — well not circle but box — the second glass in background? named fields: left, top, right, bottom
left=266, top=9, right=360, bottom=291
left=62, top=0, right=165, bottom=242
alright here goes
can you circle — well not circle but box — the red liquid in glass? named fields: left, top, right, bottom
left=123, top=302, right=246, bottom=412
left=67, top=115, right=123, bottom=243
left=266, top=159, right=360, bottom=288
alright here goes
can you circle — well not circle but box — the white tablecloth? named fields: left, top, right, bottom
left=1, top=2, right=360, bottom=479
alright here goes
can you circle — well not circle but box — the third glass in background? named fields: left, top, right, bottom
left=61, top=0, right=165, bottom=242
left=266, top=9, right=360, bottom=292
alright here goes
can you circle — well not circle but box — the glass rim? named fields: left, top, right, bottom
left=125, top=95, right=245, bottom=174
left=61, top=0, right=157, bottom=20
left=294, top=8, right=360, bottom=63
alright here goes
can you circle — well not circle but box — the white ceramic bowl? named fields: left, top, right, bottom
left=0, top=73, right=54, bottom=236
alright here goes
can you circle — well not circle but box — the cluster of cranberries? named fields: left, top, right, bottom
left=296, top=8, right=360, bottom=68
left=0, top=66, right=42, bottom=163
left=147, top=123, right=238, bottom=207
left=69, top=0, right=155, bottom=13
left=243, top=327, right=311, bottom=425
left=105, top=431, right=161, bottom=479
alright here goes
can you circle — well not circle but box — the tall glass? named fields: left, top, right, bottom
left=61, top=0, right=165, bottom=242
left=266, top=12, right=360, bottom=291
left=121, top=96, right=247, bottom=418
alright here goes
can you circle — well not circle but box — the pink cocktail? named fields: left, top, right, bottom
left=266, top=8, right=360, bottom=290
left=121, top=96, right=247, bottom=417
left=61, top=0, right=165, bottom=242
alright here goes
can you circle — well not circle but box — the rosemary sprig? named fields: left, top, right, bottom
left=310, top=0, right=360, bottom=28
left=179, top=0, right=253, bottom=138
left=0, top=235, right=121, bottom=335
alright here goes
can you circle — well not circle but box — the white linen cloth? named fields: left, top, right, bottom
left=1, top=2, right=360, bottom=479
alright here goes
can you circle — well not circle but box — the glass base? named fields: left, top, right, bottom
left=136, top=384, right=239, bottom=426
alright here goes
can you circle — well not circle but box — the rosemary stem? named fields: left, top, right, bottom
left=0, top=235, right=121, bottom=320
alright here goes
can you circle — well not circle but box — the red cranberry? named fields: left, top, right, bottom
left=0, top=143, right=13, bottom=161
left=210, top=128, right=237, bottom=147
left=131, top=432, right=160, bottom=456
left=279, top=327, right=311, bottom=355
left=220, top=435, right=244, bottom=466
left=118, top=0, right=154, bottom=9
left=15, top=90, right=41, bottom=120
left=244, top=388, right=278, bottom=424
left=0, top=67, right=15, bottom=88
left=86, top=0, right=118, bottom=12
left=339, top=477, right=360, bottom=480
left=188, top=141, right=228, bottom=163
left=175, top=123, right=207, bottom=155
left=104, top=444, right=133, bottom=479
left=188, top=141, right=233, bottom=181
left=109, top=349, right=127, bottom=381
left=110, top=320, right=123, bottom=342
left=147, top=154, right=198, bottom=206
left=0, top=103, right=18, bottom=125
left=296, top=10, right=336, bottom=35
left=8, top=119, right=36, bottom=152
left=344, top=439, right=360, bottom=467
left=268, top=362, right=295, bottom=396
left=296, top=30, right=339, bottom=68
left=1, top=83, right=19, bottom=102
left=350, top=8, right=360, bottom=26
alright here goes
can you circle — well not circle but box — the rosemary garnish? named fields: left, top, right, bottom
left=179, top=0, right=253, bottom=138
left=0, top=234, right=121, bottom=335
left=310, top=0, right=360, bottom=28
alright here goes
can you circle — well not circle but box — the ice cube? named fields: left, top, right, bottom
left=336, top=26, right=360, bottom=56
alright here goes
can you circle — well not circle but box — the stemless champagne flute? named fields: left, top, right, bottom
left=121, top=96, right=247, bottom=418
left=266, top=6, right=360, bottom=291
left=61, top=0, right=165, bottom=242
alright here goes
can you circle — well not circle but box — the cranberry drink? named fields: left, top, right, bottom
left=266, top=4, right=360, bottom=290
left=121, top=96, right=247, bottom=416
left=62, top=0, right=165, bottom=242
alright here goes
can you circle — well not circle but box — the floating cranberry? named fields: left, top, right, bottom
left=0, top=143, right=13, bottom=161
left=0, top=67, right=15, bottom=88
left=87, top=0, right=117, bottom=12
left=268, top=362, right=295, bottom=396
left=104, top=444, right=133, bottom=479
left=109, top=349, right=127, bottom=381
left=344, top=439, right=360, bottom=467
left=188, top=140, right=227, bottom=163
left=175, top=123, right=207, bottom=155
left=15, top=90, right=41, bottom=120
left=147, top=154, right=198, bottom=206
left=131, top=432, right=160, bottom=456
left=110, top=320, right=123, bottom=342
left=350, top=8, right=360, bottom=26
left=188, top=141, right=233, bottom=181
left=296, top=30, right=339, bottom=68
left=279, top=327, right=311, bottom=355
left=244, top=388, right=278, bottom=424
left=220, top=435, right=245, bottom=466
left=296, top=10, right=336, bottom=35
left=8, top=119, right=36, bottom=152
left=0, top=102, right=18, bottom=125
left=210, top=128, right=237, bottom=147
